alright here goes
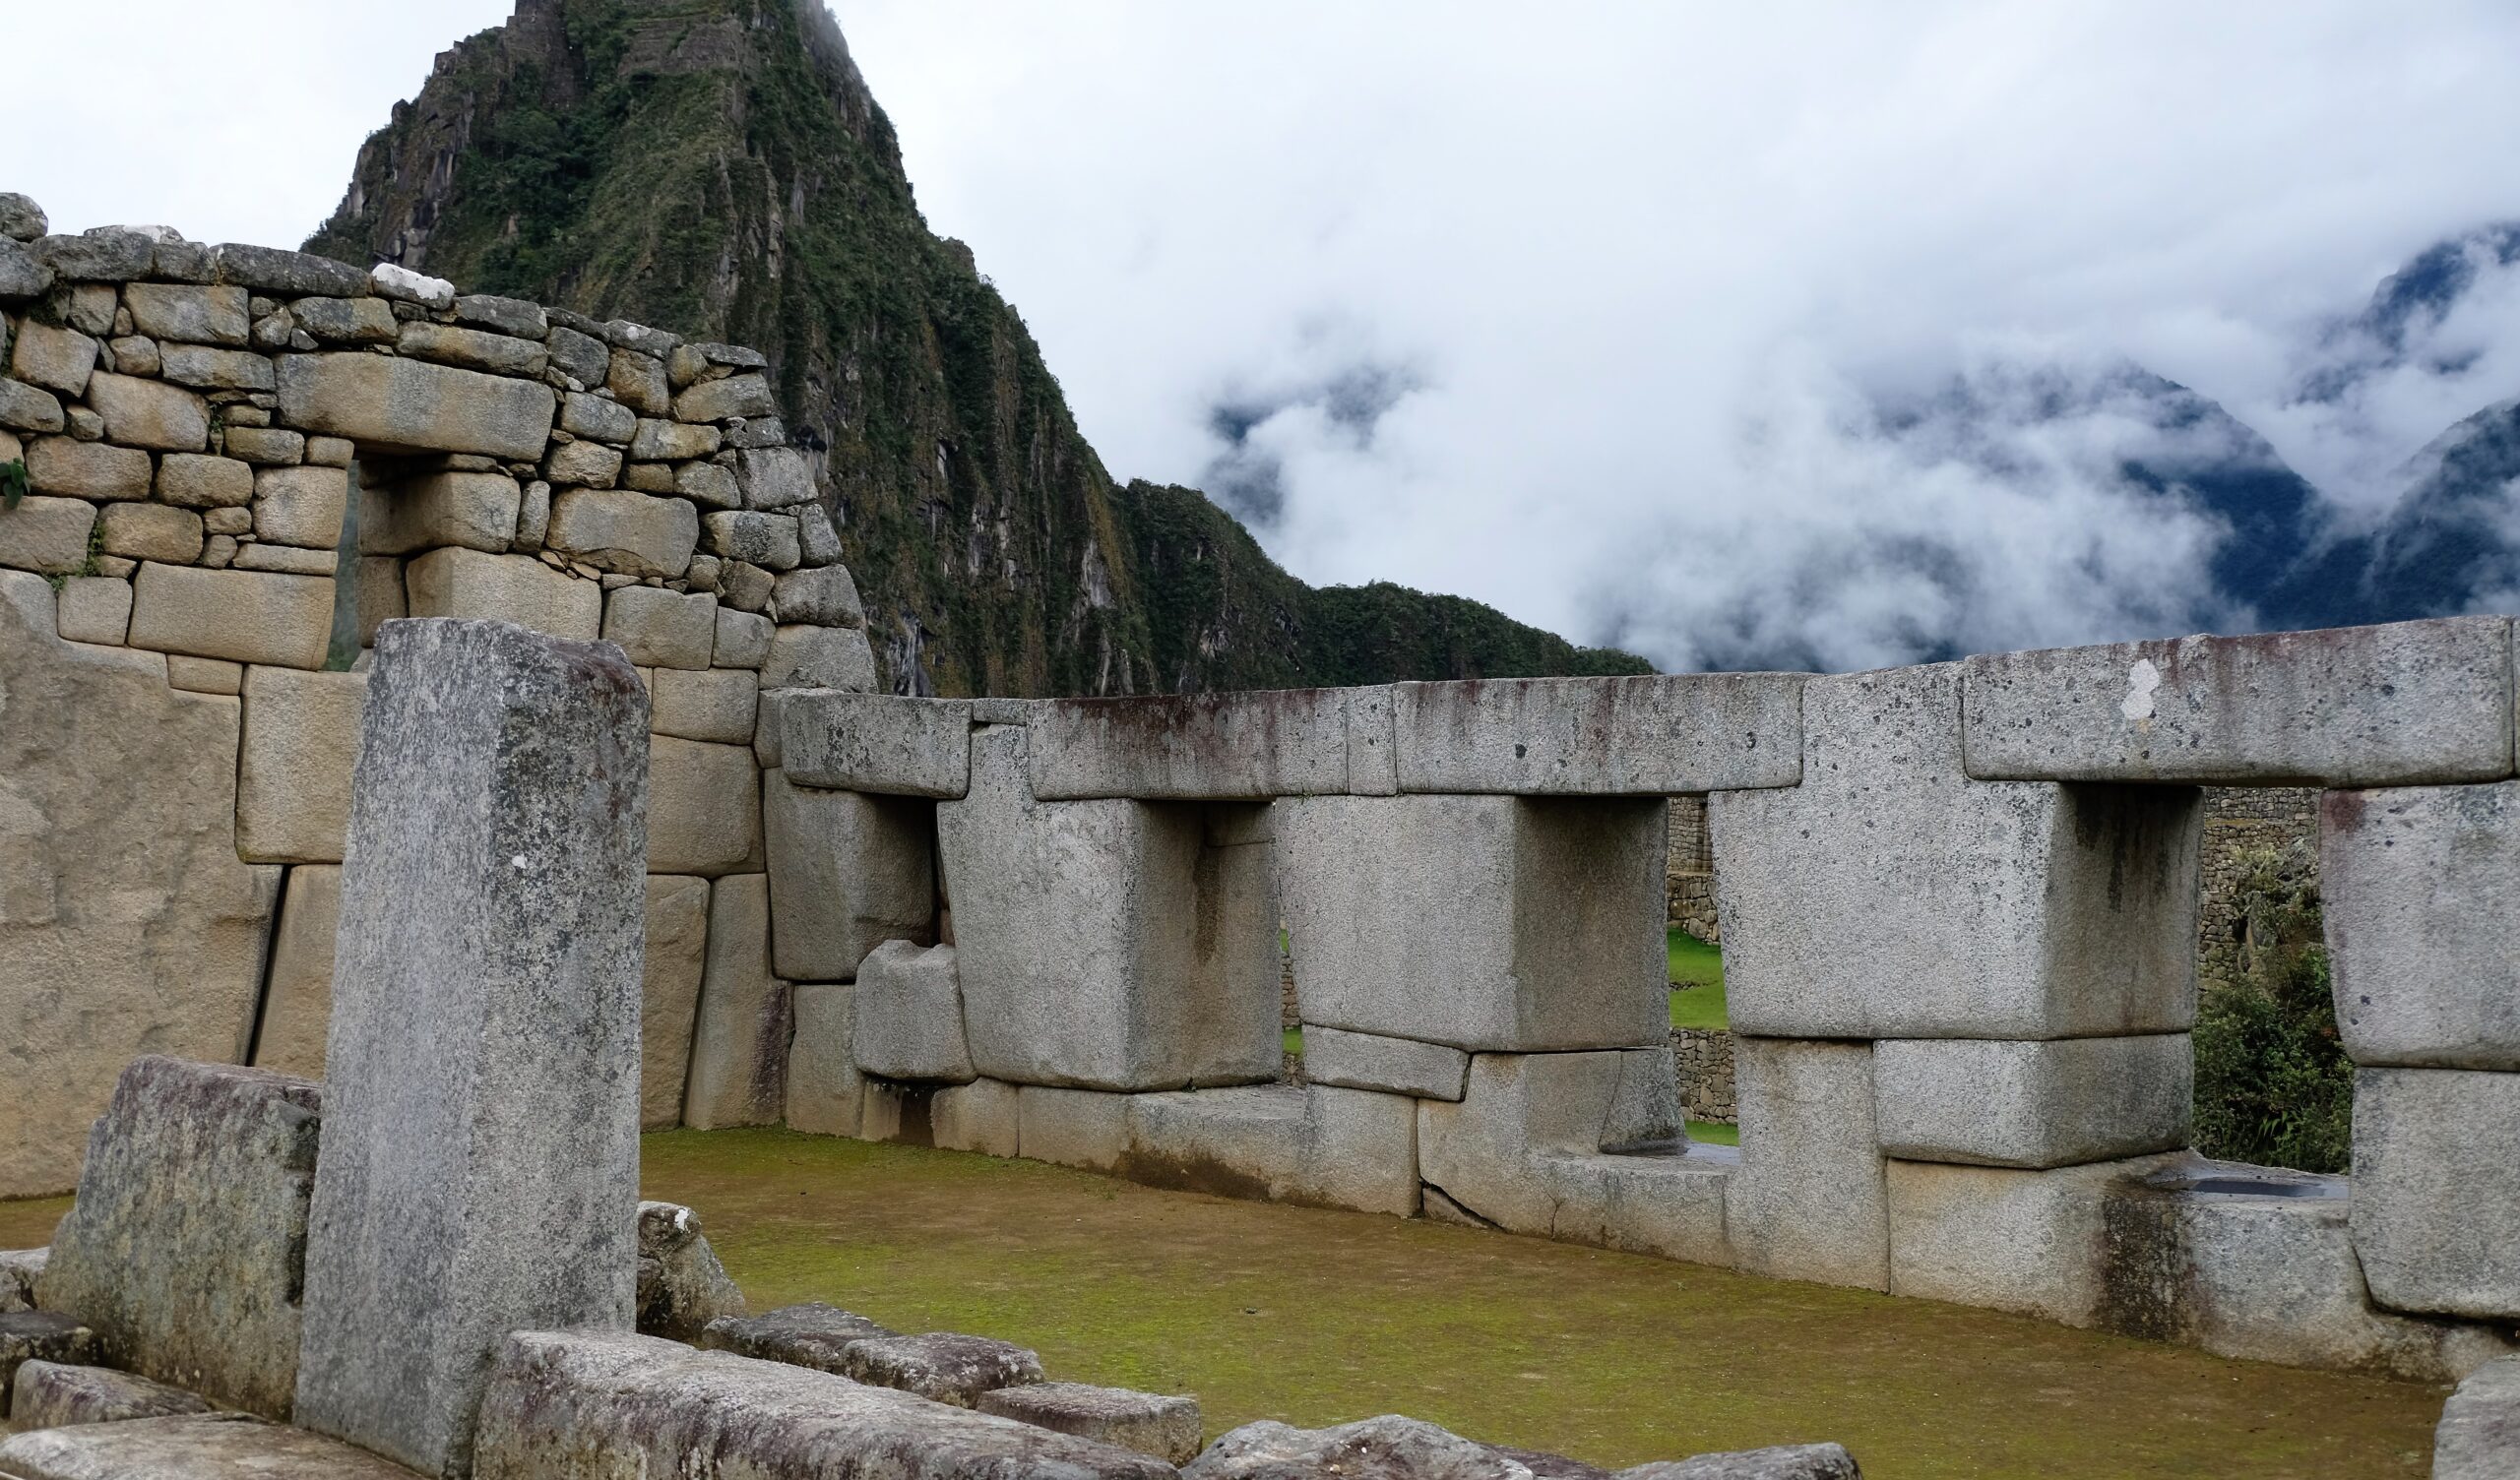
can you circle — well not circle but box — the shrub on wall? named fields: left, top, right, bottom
left=2191, top=841, right=2353, bottom=1174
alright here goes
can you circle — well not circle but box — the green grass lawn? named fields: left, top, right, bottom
left=1684, top=1120, right=1738, bottom=1146
left=1668, top=928, right=1729, bottom=1031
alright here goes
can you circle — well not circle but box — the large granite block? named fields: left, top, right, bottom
left=852, top=941, right=976, bottom=1083
left=1277, top=793, right=1667, bottom=1052
left=785, top=983, right=864, bottom=1137
left=761, top=771, right=934, bottom=982
left=1393, top=673, right=1804, bottom=794
left=404, top=546, right=602, bottom=642
left=1873, top=1035, right=2192, bottom=1169
left=277, top=351, right=556, bottom=460
left=1026, top=688, right=1351, bottom=800
left=641, top=876, right=712, bottom=1129
left=248, top=865, right=341, bottom=1079
left=649, top=736, right=761, bottom=876
left=1715, top=663, right=2200, bottom=1039
left=234, top=666, right=365, bottom=865
left=2436, top=1356, right=2520, bottom=1480
left=682, top=874, right=790, bottom=1130
left=781, top=691, right=974, bottom=797
left=127, top=563, right=334, bottom=670
left=1122, top=1084, right=1420, bottom=1217
left=1016, top=1086, right=1132, bottom=1172
left=1962, top=618, right=2513, bottom=785
left=2351, top=1068, right=2520, bottom=1320
left=0, top=1414, right=422, bottom=1479
left=1725, top=1039, right=1887, bottom=1290
left=293, top=618, right=648, bottom=1476
left=940, top=727, right=1280, bottom=1090
left=2322, top=782, right=2520, bottom=1069
left=1303, top=1026, right=1471, bottom=1101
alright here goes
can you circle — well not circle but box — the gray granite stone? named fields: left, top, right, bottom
left=0, top=1412, right=421, bottom=1478
left=2351, top=1067, right=2520, bottom=1320
left=697, top=1303, right=897, bottom=1374
left=634, top=1201, right=746, bottom=1343
left=1393, top=673, right=1805, bottom=794
left=1187, top=1415, right=1531, bottom=1478
left=841, top=1331, right=1045, bottom=1408
left=1872, top=1036, right=2192, bottom=1169
left=6, top=1359, right=212, bottom=1430
left=1615, top=1445, right=1860, bottom=1479
left=2435, top=1355, right=2520, bottom=1480
left=781, top=691, right=973, bottom=797
left=2322, top=782, right=2520, bottom=1069
left=852, top=941, right=976, bottom=1083
left=761, top=771, right=936, bottom=982
left=978, top=1381, right=1203, bottom=1465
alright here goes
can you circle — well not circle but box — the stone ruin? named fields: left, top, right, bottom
left=2, top=202, right=2520, bottom=1473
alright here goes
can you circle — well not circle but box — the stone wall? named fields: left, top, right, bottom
left=1670, top=1027, right=1734, bottom=1125
left=1664, top=796, right=1719, bottom=942
left=2196, top=785, right=2318, bottom=949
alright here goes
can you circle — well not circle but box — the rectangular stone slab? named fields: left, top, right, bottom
left=292, top=618, right=649, bottom=1477
left=1961, top=617, right=2514, bottom=785
left=1725, top=1039, right=1888, bottom=1291
left=2321, top=782, right=2520, bottom=1070
left=7, top=1360, right=213, bottom=1430
left=277, top=351, right=556, bottom=461
left=0, top=1413, right=425, bottom=1479
left=1302, top=1026, right=1472, bottom=1101
left=1872, top=1035, right=2192, bottom=1169
left=2350, top=1067, right=2520, bottom=1321
left=1026, top=687, right=1352, bottom=800
left=1393, top=673, right=1804, bottom=794
left=781, top=691, right=974, bottom=797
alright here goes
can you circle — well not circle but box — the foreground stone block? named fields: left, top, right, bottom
left=1026, top=689, right=1351, bottom=800
left=1872, top=1035, right=2191, bottom=1169
left=782, top=691, right=974, bottom=797
left=941, top=727, right=1280, bottom=1090
left=404, top=546, right=601, bottom=641
left=1, top=1250, right=44, bottom=1312
left=1619, top=1446, right=1860, bottom=1479
left=698, top=1303, right=897, bottom=1373
left=1715, top=664, right=2200, bottom=1040
left=842, top=1332, right=1045, bottom=1407
left=642, top=876, right=711, bottom=1129
left=127, top=562, right=333, bottom=669
left=277, top=351, right=556, bottom=460
left=294, top=619, right=648, bottom=1476
left=0, top=1413, right=420, bottom=1478
left=0, top=573, right=283, bottom=1199
left=1726, top=1040, right=1887, bottom=1290
left=852, top=941, right=975, bottom=1083
left=683, top=874, right=789, bottom=1130
left=235, top=666, right=365, bottom=864
left=2322, top=783, right=2520, bottom=1070
left=786, top=983, right=864, bottom=1137
left=979, top=1382, right=1203, bottom=1465
left=1963, top=617, right=2514, bottom=785
left=37, top=1057, right=318, bottom=1420
left=7, top=1359, right=212, bottom=1429
left=1187, top=1415, right=1528, bottom=1479
left=649, top=736, right=761, bottom=875
left=1122, top=1084, right=1421, bottom=1217
left=1304, top=1026, right=1471, bottom=1101
left=762, top=771, right=935, bottom=981
left=1394, top=673, right=1804, bottom=794
left=2352, top=1068, right=2520, bottom=1320
left=2435, top=1355, right=2520, bottom=1480
left=472, top=1329, right=1172, bottom=1479
left=1278, top=794, right=1666, bottom=1052
left=0, top=1312, right=97, bottom=1396
left=635, top=1201, right=746, bottom=1343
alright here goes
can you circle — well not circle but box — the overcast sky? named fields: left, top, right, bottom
left=10, top=2, right=2520, bottom=670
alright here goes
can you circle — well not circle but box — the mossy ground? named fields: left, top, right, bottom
left=641, top=1129, right=2442, bottom=1478
left=1668, top=927, right=1729, bottom=1030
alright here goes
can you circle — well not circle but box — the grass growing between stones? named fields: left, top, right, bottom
left=645, top=1128, right=2443, bottom=1479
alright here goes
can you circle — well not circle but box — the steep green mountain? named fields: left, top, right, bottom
left=308, top=0, right=1647, bottom=696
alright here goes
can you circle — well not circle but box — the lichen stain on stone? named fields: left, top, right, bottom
left=2119, top=657, right=2162, bottom=725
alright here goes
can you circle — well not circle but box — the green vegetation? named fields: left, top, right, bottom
left=2193, top=842, right=2353, bottom=1174
left=1281, top=1027, right=1302, bottom=1058
left=1683, top=1120, right=1738, bottom=1147
left=641, top=1128, right=2439, bottom=1476
left=1667, top=928, right=1728, bottom=1031
left=1, top=458, right=27, bottom=511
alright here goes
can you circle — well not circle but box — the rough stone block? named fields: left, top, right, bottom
left=9, top=321, right=96, bottom=397
left=52, top=577, right=129, bottom=646
left=1618, top=1444, right=1860, bottom=1479
left=1885, top=1153, right=2180, bottom=1326
left=360, top=468, right=521, bottom=555
left=698, top=1302, right=896, bottom=1373
left=167, top=654, right=242, bottom=694
left=276, top=351, right=556, bottom=460
left=762, top=771, right=934, bottom=981
left=158, top=452, right=256, bottom=508
left=293, top=618, right=648, bottom=1476
left=1543, top=1145, right=1736, bottom=1268
left=605, top=585, right=717, bottom=669
left=632, top=418, right=721, bottom=462
left=1394, top=673, right=1805, bottom=794
left=716, top=605, right=774, bottom=668
left=252, top=464, right=347, bottom=549
left=292, top=295, right=400, bottom=345
left=677, top=372, right=779, bottom=423
left=1715, top=663, right=2201, bottom=1039
left=26, top=437, right=149, bottom=500
left=6, top=1359, right=212, bottom=1430
left=250, top=864, right=342, bottom=1079
left=1418, top=1051, right=1686, bottom=1232
left=235, top=666, right=365, bottom=864
left=222, top=427, right=306, bottom=466
left=127, top=562, right=333, bottom=669
left=635, top=1201, right=745, bottom=1343
left=786, top=984, right=864, bottom=1137
left=97, top=503, right=205, bottom=565
left=547, top=488, right=699, bottom=579
left=473, top=1329, right=1172, bottom=1479
left=773, top=562, right=862, bottom=627
left=979, top=1382, right=1203, bottom=1465
left=642, top=876, right=712, bottom=1129
left=545, top=438, right=625, bottom=488
left=0, top=1250, right=43, bottom=1313
left=1017, top=1085, right=1132, bottom=1172
left=85, top=371, right=207, bottom=451
left=2436, top=1355, right=2520, bottom=1480
left=1303, top=1026, right=1471, bottom=1100
left=1873, top=1035, right=2192, bottom=1169
left=124, top=282, right=250, bottom=346
left=404, top=546, right=600, bottom=642
left=931, top=1079, right=1023, bottom=1156
left=734, top=445, right=815, bottom=508
left=654, top=666, right=757, bottom=744
left=842, top=1332, right=1044, bottom=1408
left=560, top=390, right=636, bottom=444
left=650, top=735, right=761, bottom=876
left=703, top=509, right=800, bottom=571
left=762, top=623, right=876, bottom=691
left=0, top=1311, right=96, bottom=1397
left=159, top=344, right=276, bottom=393
left=0, top=1413, right=428, bottom=1477
left=1123, top=1084, right=1421, bottom=1217
left=1188, top=1415, right=1525, bottom=1480
left=0, top=494, right=97, bottom=576
left=853, top=941, right=976, bottom=1083
left=1277, top=793, right=1666, bottom=1052
left=36, top=1057, right=317, bottom=1420
left=2322, top=782, right=2520, bottom=1070
left=2352, top=1068, right=2520, bottom=1320
left=683, top=874, right=790, bottom=1130
left=354, top=555, right=404, bottom=646
left=1964, top=617, right=2515, bottom=785
left=1027, top=689, right=1351, bottom=800
left=782, top=691, right=973, bottom=797
left=401, top=321, right=547, bottom=379
left=942, top=727, right=1281, bottom=1090
left=1726, top=1039, right=1887, bottom=1290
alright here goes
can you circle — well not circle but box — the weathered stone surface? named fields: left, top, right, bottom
left=293, top=619, right=648, bottom=1476
left=1727, top=1040, right=1887, bottom=1290
left=125, top=563, right=333, bottom=670
left=1395, top=674, right=1804, bottom=795
left=35, top=1057, right=317, bottom=1419
left=1017, top=1086, right=1133, bottom=1172
left=476, top=1328, right=1171, bottom=1478
left=1028, top=690, right=1352, bottom=801
left=1123, top=1083, right=1421, bottom=1217
left=253, top=464, right=348, bottom=549
left=763, top=623, right=878, bottom=691
left=213, top=243, right=368, bottom=297
left=1277, top=794, right=1666, bottom=1052
left=97, top=503, right=205, bottom=565
left=85, top=371, right=208, bottom=452
left=159, top=344, right=276, bottom=392
left=277, top=352, right=555, bottom=460
left=250, top=865, right=340, bottom=1079
left=853, top=942, right=976, bottom=1083
left=1615, top=1445, right=1860, bottom=1479
left=650, top=735, right=760, bottom=876
left=158, top=452, right=256, bottom=508
left=0, top=1249, right=45, bottom=1312
left=361, top=469, right=520, bottom=555
left=547, top=488, right=698, bottom=578
left=606, top=585, right=717, bottom=668
left=0, top=238, right=45, bottom=300
left=729, top=446, right=813, bottom=511
left=635, top=1201, right=745, bottom=1342
left=787, top=984, right=865, bottom=1137
left=404, top=546, right=600, bottom=641
left=6, top=1359, right=213, bottom=1430
left=717, top=605, right=776, bottom=668
left=921, top=1079, right=1021, bottom=1155
left=653, top=667, right=758, bottom=744
left=1188, top=1415, right=1531, bottom=1479
left=0, top=494, right=98, bottom=575
left=772, top=563, right=861, bottom=627
left=1715, top=664, right=2201, bottom=1039
left=641, top=876, right=713, bottom=1128
left=28, top=436, right=150, bottom=500
left=32, top=229, right=152, bottom=280
left=235, top=667, right=364, bottom=864
left=1872, top=1035, right=2192, bottom=1169
left=1305, top=1026, right=1472, bottom=1101
left=979, top=1383, right=1203, bottom=1465
left=943, top=727, right=1280, bottom=1090
left=675, top=372, right=779, bottom=423
left=632, top=417, right=721, bottom=462
left=10, top=321, right=98, bottom=398
left=762, top=773, right=934, bottom=984
left=0, top=1311, right=96, bottom=1396
left=0, top=195, right=45, bottom=243
left=545, top=323, right=610, bottom=385
left=1964, top=618, right=2514, bottom=785
left=54, top=576, right=131, bottom=646
left=669, top=460, right=737, bottom=509
left=167, top=655, right=243, bottom=693
left=546, top=439, right=625, bottom=489
left=371, top=262, right=455, bottom=309
left=703, top=509, right=801, bottom=570
left=683, top=875, right=789, bottom=1129
left=2436, top=1355, right=2520, bottom=1480
left=2352, top=1068, right=2520, bottom=1320
left=698, top=1303, right=897, bottom=1373
left=2322, top=782, right=2520, bottom=1070
left=1885, top=1153, right=2180, bottom=1327
left=124, top=282, right=251, bottom=347
left=836, top=1332, right=1043, bottom=1408
left=782, top=692, right=973, bottom=797
left=399, top=321, right=546, bottom=378
left=560, top=390, right=637, bottom=444
left=605, top=348, right=671, bottom=414
left=0, top=378, right=65, bottom=433
left=292, top=294, right=400, bottom=345
left=454, top=289, right=551, bottom=336
left=0, top=1413, right=422, bottom=1477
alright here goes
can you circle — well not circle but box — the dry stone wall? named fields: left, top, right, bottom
left=0, top=198, right=873, bottom=1197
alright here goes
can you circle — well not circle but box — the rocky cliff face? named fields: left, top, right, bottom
left=310, top=0, right=1645, bottom=696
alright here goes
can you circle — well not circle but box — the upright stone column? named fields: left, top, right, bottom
left=293, top=618, right=649, bottom=1477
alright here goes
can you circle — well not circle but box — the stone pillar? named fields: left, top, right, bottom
left=293, top=618, right=649, bottom=1477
